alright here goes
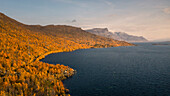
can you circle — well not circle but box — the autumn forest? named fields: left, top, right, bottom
left=0, top=12, right=133, bottom=96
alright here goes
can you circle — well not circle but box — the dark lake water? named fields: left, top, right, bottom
left=41, top=42, right=170, bottom=96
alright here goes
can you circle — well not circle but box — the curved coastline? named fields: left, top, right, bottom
left=37, top=44, right=135, bottom=63
left=38, top=45, right=135, bottom=92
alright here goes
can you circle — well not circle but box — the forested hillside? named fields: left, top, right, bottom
left=0, top=12, right=134, bottom=96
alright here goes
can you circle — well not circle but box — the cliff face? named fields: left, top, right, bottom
left=86, top=28, right=148, bottom=42
left=0, top=12, right=134, bottom=96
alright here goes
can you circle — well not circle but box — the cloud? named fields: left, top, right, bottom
left=163, top=7, right=170, bottom=14
left=71, top=19, right=76, bottom=23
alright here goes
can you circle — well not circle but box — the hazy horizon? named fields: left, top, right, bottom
left=0, top=0, right=170, bottom=41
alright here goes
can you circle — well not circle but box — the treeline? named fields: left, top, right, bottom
left=0, top=12, right=133, bottom=96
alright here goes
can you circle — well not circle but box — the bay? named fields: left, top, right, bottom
left=41, top=43, right=170, bottom=96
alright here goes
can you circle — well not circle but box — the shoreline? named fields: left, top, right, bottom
left=37, top=45, right=135, bottom=75
left=36, top=44, right=136, bottom=68
left=32, top=45, right=135, bottom=95
left=38, top=45, right=135, bottom=94
left=36, top=44, right=135, bottom=63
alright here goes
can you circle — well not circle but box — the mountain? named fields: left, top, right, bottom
left=86, top=28, right=148, bottom=42
left=0, top=12, right=134, bottom=96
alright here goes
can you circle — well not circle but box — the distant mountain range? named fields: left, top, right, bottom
left=85, top=28, right=148, bottom=42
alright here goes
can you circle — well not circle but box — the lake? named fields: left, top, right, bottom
left=40, top=43, right=170, bottom=96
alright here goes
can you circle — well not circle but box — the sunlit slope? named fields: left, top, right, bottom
left=24, top=24, right=133, bottom=47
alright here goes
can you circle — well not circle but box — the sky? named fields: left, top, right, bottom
left=0, top=0, right=170, bottom=41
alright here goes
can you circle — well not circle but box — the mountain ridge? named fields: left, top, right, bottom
left=86, top=28, right=148, bottom=42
